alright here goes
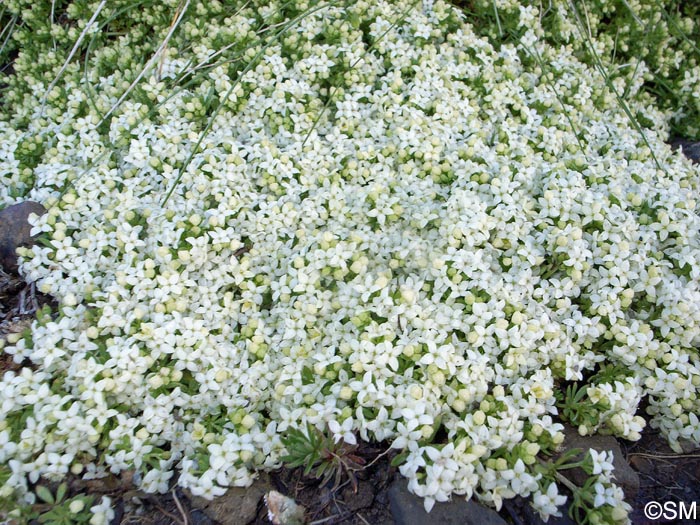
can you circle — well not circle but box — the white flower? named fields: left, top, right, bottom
left=532, top=482, right=567, bottom=520
left=328, top=418, right=357, bottom=445
left=588, top=449, right=614, bottom=477
left=501, top=459, right=539, bottom=496
left=1, top=0, right=700, bottom=517
left=89, top=496, right=115, bottom=525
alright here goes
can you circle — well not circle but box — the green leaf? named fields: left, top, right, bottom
left=35, top=485, right=54, bottom=505
left=303, top=452, right=319, bottom=475
left=55, top=482, right=67, bottom=504
left=307, top=423, right=319, bottom=444
left=314, top=460, right=328, bottom=478
left=391, top=451, right=409, bottom=467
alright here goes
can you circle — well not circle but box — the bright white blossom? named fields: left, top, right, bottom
left=0, top=0, right=699, bottom=522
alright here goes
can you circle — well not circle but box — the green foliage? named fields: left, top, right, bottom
left=0, top=481, right=95, bottom=525
left=535, top=450, right=627, bottom=525
left=281, top=422, right=365, bottom=490
left=557, top=383, right=608, bottom=430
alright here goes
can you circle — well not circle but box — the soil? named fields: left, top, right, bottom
left=250, top=442, right=397, bottom=525
left=0, top=270, right=56, bottom=378
left=622, top=430, right=700, bottom=525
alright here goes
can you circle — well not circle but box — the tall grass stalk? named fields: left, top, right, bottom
left=160, top=0, right=337, bottom=206
left=0, top=11, right=18, bottom=68
left=40, top=0, right=107, bottom=117
left=566, top=0, right=665, bottom=173
left=97, top=0, right=191, bottom=127
left=519, top=41, right=589, bottom=159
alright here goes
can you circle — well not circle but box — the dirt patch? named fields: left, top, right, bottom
left=0, top=269, right=55, bottom=373
left=250, top=441, right=396, bottom=525
left=621, top=429, right=700, bottom=525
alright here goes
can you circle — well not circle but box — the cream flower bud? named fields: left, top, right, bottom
left=69, top=500, right=86, bottom=514
left=339, top=386, right=353, bottom=400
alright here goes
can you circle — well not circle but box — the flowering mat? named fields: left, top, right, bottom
left=1, top=1, right=700, bottom=524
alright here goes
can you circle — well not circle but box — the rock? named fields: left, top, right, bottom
left=189, top=509, right=218, bottom=525
left=627, top=455, right=654, bottom=476
left=388, top=477, right=508, bottom=525
left=264, top=491, right=306, bottom=525
left=0, top=201, right=46, bottom=274
left=557, top=425, right=640, bottom=499
left=186, top=473, right=273, bottom=525
left=670, top=138, right=700, bottom=164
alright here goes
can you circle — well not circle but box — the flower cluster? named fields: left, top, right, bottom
left=1, top=0, right=699, bottom=523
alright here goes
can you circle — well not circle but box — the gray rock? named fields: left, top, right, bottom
left=0, top=201, right=46, bottom=274
left=388, top=477, right=508, bottom=525
left=189, top=509, right=218, bottom=525
left=671, top=139, right=700, bottom=164
left=677, top=437, right=700, bottom=454
left=558, top=425, right=640, bottom=499
left=186, top=473, right=273, bottom=525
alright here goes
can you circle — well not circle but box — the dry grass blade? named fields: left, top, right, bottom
left=50, top=0, right=58, bottom=50
left=171, top=489, right=189, bottom=525
left=40, top=0, right=107, bottom=116
left=149, top=493, right=186, bottom=525
left=98, top=0, right=191, bottom=127
left=360, top=445, right=393, bottom=469
left=178, top=0, right=252, bottom=77
left=156, top=0, right=193, bottom=81
left=566, top=0, right=665, bottom=174
left=0, top=11, right=18, bottom=61
left=519, top=41, right=589, bottom=159
left=627, top=452, right=700, bottom=459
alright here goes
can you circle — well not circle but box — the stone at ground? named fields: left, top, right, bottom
left=627, top=455, right=653, bottom=476
left=671, top=138, right=700, bottom=164
left=623, top=427, right=700, bottom=525
left=189, top=509, right=218, bottom=525
left=186, top=473, right=273, bottom=525
left=0, top=201, right=46, bottom=274
left=388, top=477, right=508, bottom=525
left=558, top=425, right=640, bottom=499
left=264, top=490, right=306, bottom=525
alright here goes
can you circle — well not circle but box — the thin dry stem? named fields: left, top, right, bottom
left=627, top=452, right=700, bottom=460
left=171, top=489, right=189, bottom=525
left=361, top=445, right=393, bottom=469
left=99, top=0, right=191, bottom=126
left=357, top=514, right=371, bottom=525
left=40, top=0, right=107, bottom=115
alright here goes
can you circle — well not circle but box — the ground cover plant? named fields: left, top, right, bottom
left=1, top=0, right=700, bottom=523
